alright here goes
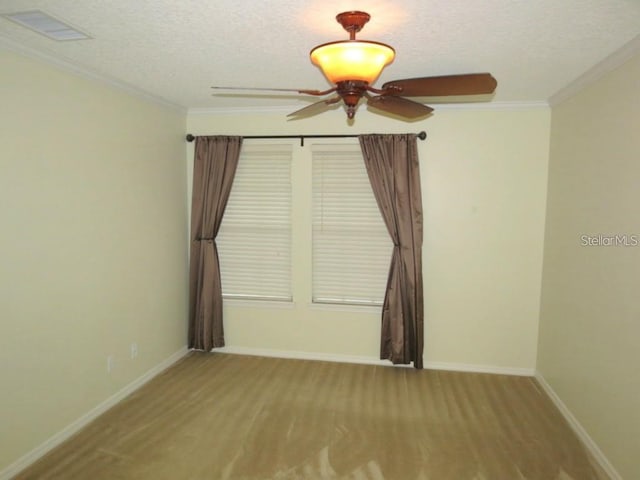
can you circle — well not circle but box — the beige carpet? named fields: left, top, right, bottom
left=14, top=352, right=609, bottom=480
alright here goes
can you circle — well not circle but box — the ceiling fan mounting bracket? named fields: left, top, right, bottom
left=335, top=11, right=370, bottom=39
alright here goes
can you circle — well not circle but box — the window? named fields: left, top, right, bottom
left=217, top=143, right=292, bottom=301
left=312, top=143, right=391, bottom=306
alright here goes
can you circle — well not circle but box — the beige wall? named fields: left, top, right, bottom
left=539, top=52, right=640, bottom=479
left=187, top=106, right=550, bottom=371
left=0, top=48, right=188, bottom=472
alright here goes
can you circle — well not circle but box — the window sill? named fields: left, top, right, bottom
left=309, top=302, right=382, bottom=314
left=223, top=298, right=295, bottom=310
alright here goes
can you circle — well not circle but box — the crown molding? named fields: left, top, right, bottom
left=0, top=34, right=186, bottom=113
left=433, top=100, right=549, bottom=111
left=549, top=33, right=640, bottom=106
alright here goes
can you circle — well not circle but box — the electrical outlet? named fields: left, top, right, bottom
left=107, top=355, right=114, bottom=373
left=130, top=342, right=138, bottom=359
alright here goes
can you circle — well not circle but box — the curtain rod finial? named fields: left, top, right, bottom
left=186, top=134, right=195, bottom=142
left=417, top=131, right=427, bottom=141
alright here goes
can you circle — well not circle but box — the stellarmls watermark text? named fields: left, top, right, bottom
left=580, top=234, right=639, bottom=247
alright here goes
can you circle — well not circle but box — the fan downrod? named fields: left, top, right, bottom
left=335, top=11, right=370, bottom=40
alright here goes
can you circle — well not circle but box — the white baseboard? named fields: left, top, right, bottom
left=534, top=372, right=621, bottom=480
left=424, top=360, right=534, bottom=377
left=0, top=346, right=189, bottom=480
left=214, top=345, right=535, bottom=376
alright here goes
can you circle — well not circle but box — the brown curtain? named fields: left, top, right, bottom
left=359, top=134, right=424, bottom=369
left=188, top=136, right=242, bottom=351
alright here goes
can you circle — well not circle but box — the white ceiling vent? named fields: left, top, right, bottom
left=3, top=10, right=91, bottom=41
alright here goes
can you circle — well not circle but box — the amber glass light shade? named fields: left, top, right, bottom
left=310, top=40, right=395, bottom=84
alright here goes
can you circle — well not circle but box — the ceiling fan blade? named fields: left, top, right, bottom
left=367, top=96, right=434, bottom=119
left=287, top=95, right=342, bottom=118
left=382, top=73, right=497, bottom=97
left=212, top=86, right=335, bottom=96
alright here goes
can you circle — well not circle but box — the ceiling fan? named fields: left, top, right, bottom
left=212, top=11, right=497, bottom=120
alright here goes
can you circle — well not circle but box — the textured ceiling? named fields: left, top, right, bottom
left=1, top=0, right=639, bottom=111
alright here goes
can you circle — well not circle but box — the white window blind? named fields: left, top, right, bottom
left=312, top=143, right=392, bottom=306
left=217, top=143, right=292, bottom=301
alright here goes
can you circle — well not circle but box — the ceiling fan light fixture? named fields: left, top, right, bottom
left=310, top=40, right=395, bottom=84
left=214, top=10, right=497, bottom=122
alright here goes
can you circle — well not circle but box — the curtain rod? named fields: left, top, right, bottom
left=185, top=131, right=426, bottom=147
